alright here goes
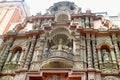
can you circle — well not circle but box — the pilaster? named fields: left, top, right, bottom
left=73, top=38, right=83, bottom=69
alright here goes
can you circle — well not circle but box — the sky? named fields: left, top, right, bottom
left=25, top=0, right=120, bottom=16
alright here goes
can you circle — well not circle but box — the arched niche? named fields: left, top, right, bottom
left=42, top=27, right=74, bottom=68
left=98, top=44, right=113, bottom=63
left=50, top=27, right=70, bottom=45
left=10, top=46, right=22, bottom=63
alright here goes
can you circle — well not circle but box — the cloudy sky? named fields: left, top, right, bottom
left=25, top=0, right=120, bottom=16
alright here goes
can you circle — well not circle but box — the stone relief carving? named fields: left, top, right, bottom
left=96, top=36, right=112, bottom=45
left=96, top=37, right=113, bottom=46
left=100, top=62, right=118, bottom=74
left=46, top=75, right=65, bottom=80
left=14, top=73, right=26, bottom=80
left=103, top=76, right=118, bottom=80
left=102, top=49, right=112, bottom=63
left=0, top=76, right=13, bottom=80
left=13, top=39, right=27, bottom=47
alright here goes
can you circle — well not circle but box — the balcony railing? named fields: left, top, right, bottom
left=42, top=50, right=74, bottom=60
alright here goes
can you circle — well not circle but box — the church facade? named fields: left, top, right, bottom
left=0, top=1, right=120, bottom=80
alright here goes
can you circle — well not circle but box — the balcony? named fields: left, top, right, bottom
left=42, top=50, right=73, bottom=60
left=41, top=50, right=74, bottom=68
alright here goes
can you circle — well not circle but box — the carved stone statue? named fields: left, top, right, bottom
left=51, top=39, right=68, bottom=51
left=102, top=49, right=111, bottom=62
left=11, top=51, right=20, bottom=63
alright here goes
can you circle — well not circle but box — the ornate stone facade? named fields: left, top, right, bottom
left=0, top=1, right=120, bottom=80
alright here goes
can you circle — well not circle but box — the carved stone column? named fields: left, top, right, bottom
left=82, top=18, right=85, bottom=28
left=0, top=44, right=7, bottom=57
left=85, top=17, right=89, bottom=28
left=24, top=35, right=36, bottom=70
left=92, top=35, right=99, bottom=69
left=38, top=42, right=44, bottom=61
left=90, top=17, right=94, bottom=28
left=0, top=37, right=14, bottom=72
left=81, top=36, right=87, bottom=68
left=18, top=50, right=25, bottom=68
left=5, top=50, right=12, bottom=64
left=77, top=18, right=82, bottom=28
left=86, top=33, right=93, bottom=69
left=112, top=34, right=120, bottom=68
left=21, top=36, right=31, bottom=68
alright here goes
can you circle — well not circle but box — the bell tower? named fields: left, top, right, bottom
left=0, top=0, right=29, bottom=35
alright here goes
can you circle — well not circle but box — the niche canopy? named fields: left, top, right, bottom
left=50, top=27, right=70, bottom=45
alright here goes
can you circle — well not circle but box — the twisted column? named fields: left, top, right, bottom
left=92, top=35, right=99, bottom=69
left=0, top=37, right=14, bottom=72
left=21, top=36, right=32, bottom=68
left=81, top=36, right=87, bottom=68
left=97, top=49, right=102, bottom=69
left=24, top=35, right=36, bottom=70
left=86, top=34, right=93, bottom=69
left=18, top=50, right=25, bottom=69
left=5, top=50, right=12, bottom=64
left=112, top=34, right=120, bottom=68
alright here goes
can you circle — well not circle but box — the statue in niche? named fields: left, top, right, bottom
left=102, top=49, right=111, bottom=62
left=51, top=39, right=69, bottom=52
left=11, top=51, right=20, bottom=63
